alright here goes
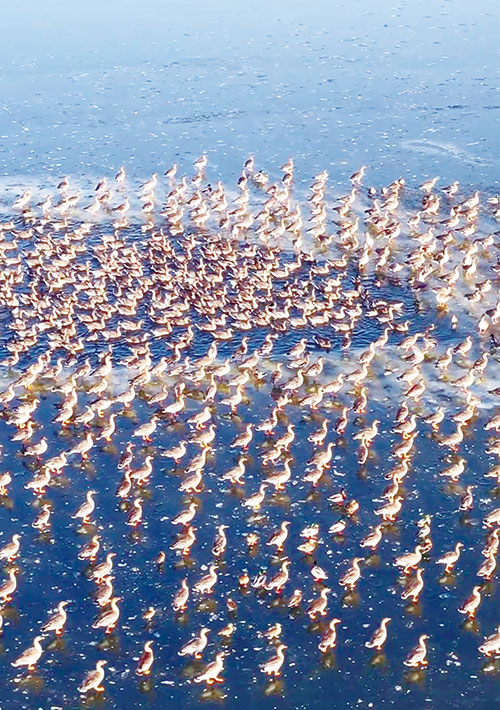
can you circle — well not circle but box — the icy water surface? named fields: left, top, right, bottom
left=0, top=161, right=499, bottom=709
left=0, top=0, right=499, bottom=188
left=0, top=1, right=500, bottom=709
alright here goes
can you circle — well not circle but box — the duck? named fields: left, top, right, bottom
left=0, top=471, right=12, bottom=496
left=219, top=622, right=235, bottom=638
left=220, top=384, right=244, bottom=413
left=436, top=542, right=464, bottom=574
left=0, top=534, right=21, bottom=562
left=401, top=568, right=424, bottom=603
left=300, top=386, right=325, bottom=410
left=212, top=525, right=229, bottom=557
left=299, top=525, right=320, bottom=541
left=171, top=502, right=197, bottom=526
left=142, top=606, right=156, bottom=622
left=263, top=623, right=282, bottom=641
left=78, top=535, right=100, bottom=562
left=163, top=440, right=187, bottom=464
left=375, top=496, right=403, bottom=522
left=393, top=414, right=417, bottom=439
left=458, top=586, right=482, bottom=619
left=318, top=618, right=341, bottom=653
left=484, top=507, right=500, bottom=528
left=130, top=455, right=154, bottom=486
left=242, top=484, right=267, bottom=511
left=91, top=553, right=116, bottom=583
left=334, top=408, right=349, bottom=437
left=72, top=490, right=96, bottom=525
left=193, top=564, right=218, bottom=595
left=439, top=458, right=465, bottom=483
left=179, top=627, right=210, bottom=659
left=267, top=521, right=290, bottom=552
left=11, top=635, right=44, bottom=671
left=163, top=393, right=186, bottom=418
left=25, top=468, right=52, bottom=496
left=262, top=444, right=286, bottom=467
left=116, top=470, right=133, bottom=499
left=288, top=338, right=307, bottom=359
left=353, top=420, right=379, bottom=444
left=394, top=545, right=424, bottom=575
left=311, top=563, right=329, bottom=583
left=136, top=641, right=154, bottom=676
left=365, top=617, right=391, bottom=651
left=41, top=601, right=69, bottom=635
left=191, top=423, right=216, bottom=448
left=95, top=576, right=115, bottom=607
left=172, top=578, right=190, bottom=612
left=187, top=406, right=212, bottom=430
left=230, top=424, right=253, bottom=450
left=0, top=568, right=18, bottom=602
left=404, top=634, right=429, bottom=667
left=92, top=596, right=121, bottom=634
left=118, top=442, right=134, bottom=470
left=78, top=660, right=107, bottom=694
left=477, top=551, right=496, bottom=580
left=308, top=420, right=328, bottom=446
left=193, top=652, right=225, bottom=685
left=24, top=436, right=49, bottom=459
left=478, top=625, right=500, bottom=657
left=256, top=409, right=279, bottom=435
left=297, top=534, right=319, bottom=554
left=170, top=526, right=197, bottom=556
left=287, top=589, right=303, bottom=609
left=97, top=414, right=117, bottom=443
left=307, top=587, right=331, bottom=619
left=424, top=406, right=446, bottom=431
left=360, top=524, right=384, bottom=551
left=13, top=189, right=32, bottom=210
left=32, top=503, right=52, bottom=532
left=266, top=559, right=291, bottom=593
left=339, top=557, right=363, bottom=590
left=260, top=643, right=287, bottom=677
left=127, top=497, right=143, bottom=527
left=329, top=490, right=348, bottom=506
left=482, top=529, right=500, bottom=558
left=221, top=456, right=247, bottom=485
left=328, top=520, right=347, bottom=536
left=133, top=415, right=158, bottom=442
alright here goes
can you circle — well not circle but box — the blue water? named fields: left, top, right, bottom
left=0, top=2, right=499, bottom=709
left=0, top=0, right=498, bottom=189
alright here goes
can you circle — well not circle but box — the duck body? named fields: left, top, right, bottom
left=92, top=596, right=121, bottom=634
left=136, top=641, right=154, bottom=675
left=365, top=618, right=391, bottom=651
left=479, top=626, right=500, bottom=657
left=193, top=652, right=225, bottom=685
left=41, top=601, right=69, bottom=635
left=12, top=636, right=44, bottom=671
left=78, top=660, right=107, bottom=693
left=318, top=619, right=341, bottom=653
left=261, top=643, right=287, bottom=677
left=404, top=634, right=429, bottom=668
left=179, top=628, right=209, bottom=659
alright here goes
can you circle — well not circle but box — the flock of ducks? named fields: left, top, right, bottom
left=0, top=156, right=500, bottom=702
